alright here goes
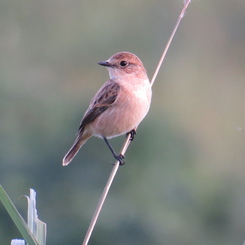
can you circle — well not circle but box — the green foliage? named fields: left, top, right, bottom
left=0, top=186, right=38, bottom=245
left=0, top=187, right=46, bottom=245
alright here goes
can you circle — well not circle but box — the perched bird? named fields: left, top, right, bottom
left=62, top=52, right=152, bottom=166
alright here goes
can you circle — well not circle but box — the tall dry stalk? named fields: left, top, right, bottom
left=82, top=1, right=192, bottom=245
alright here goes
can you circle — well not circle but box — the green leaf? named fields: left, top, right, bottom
left=0, top=185, right=39, bottom=245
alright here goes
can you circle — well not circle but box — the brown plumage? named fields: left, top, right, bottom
left=62, top=52, right=152, bottom=166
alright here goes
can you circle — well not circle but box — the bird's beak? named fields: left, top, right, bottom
left=98, top=60, right=113, bottom=67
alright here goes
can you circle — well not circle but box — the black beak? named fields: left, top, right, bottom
left=98, top=60, right=112, bottom=67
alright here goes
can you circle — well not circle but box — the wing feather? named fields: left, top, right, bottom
left=78, top=81, right=120, bottom=131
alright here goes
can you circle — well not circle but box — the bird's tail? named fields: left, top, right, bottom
left=62, top=133, right=91, bottom=166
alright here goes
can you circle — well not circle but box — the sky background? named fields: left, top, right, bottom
left=1, top=1, right=245, bottom=244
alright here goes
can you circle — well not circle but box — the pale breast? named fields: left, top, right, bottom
left=92, top=79, right=152, bottom=138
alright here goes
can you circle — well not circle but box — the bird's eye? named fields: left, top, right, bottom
left=120, top=61, right=128, bottom=67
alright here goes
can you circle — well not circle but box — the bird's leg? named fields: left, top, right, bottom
left=103, top=137, right=125, bottom=165
left=127, top=129, right=137, bottom=141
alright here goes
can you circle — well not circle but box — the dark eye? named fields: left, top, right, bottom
left=120, top=60, right=128, bottom=67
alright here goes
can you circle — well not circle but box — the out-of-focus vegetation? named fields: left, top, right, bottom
left=1, top=1, right=245, bottom=244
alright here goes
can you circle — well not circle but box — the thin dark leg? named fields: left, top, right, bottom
left=103, top=137, right=125, bottom=165
left=127, top=129, right=137, bottom=141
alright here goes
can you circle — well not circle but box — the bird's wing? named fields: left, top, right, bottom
left=78, top=80, right=120, bottom=131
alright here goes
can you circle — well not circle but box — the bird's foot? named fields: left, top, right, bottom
left=114, top=154, right=125, bottom=165
left=127, top=129, right=137, bottom=141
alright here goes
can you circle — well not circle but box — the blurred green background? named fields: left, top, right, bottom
left=1, top=0, right=245, bottom=244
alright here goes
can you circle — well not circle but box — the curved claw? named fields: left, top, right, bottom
left=127, top=129, right=137, bottom=141
left=115, top=154, right=125, bottom=165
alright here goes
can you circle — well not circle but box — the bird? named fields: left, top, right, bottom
left=62, top=51, right=152, bottom=166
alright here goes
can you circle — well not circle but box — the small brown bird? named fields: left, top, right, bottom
left=62, top=52, right=152, bottom=166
